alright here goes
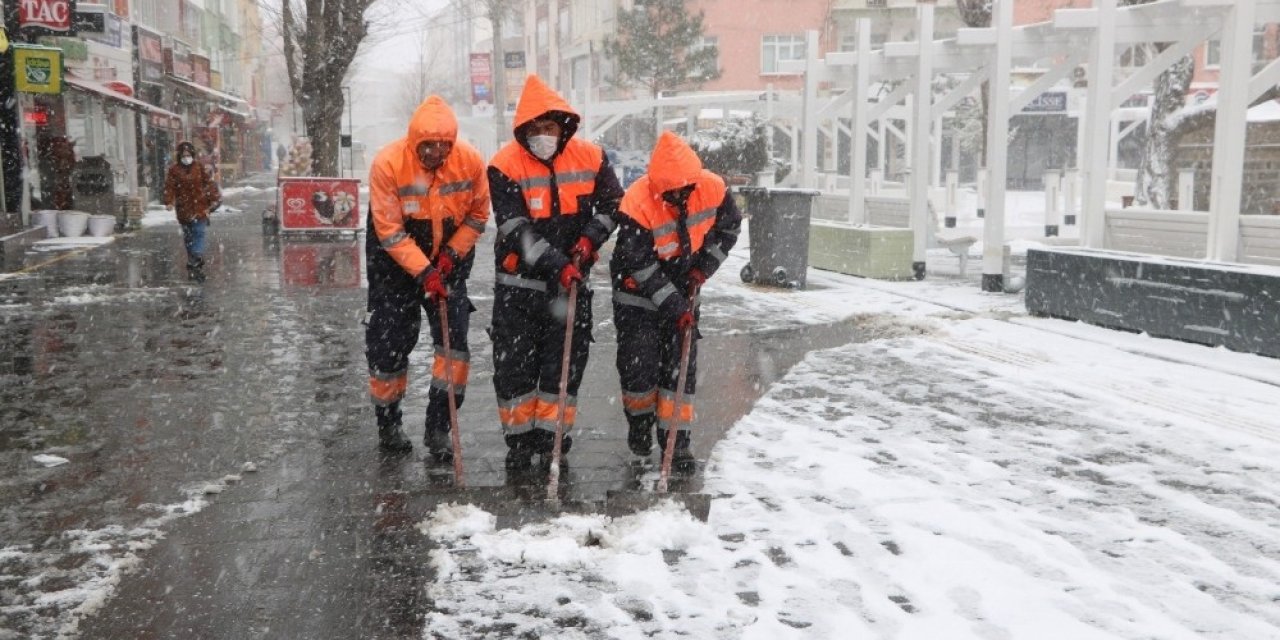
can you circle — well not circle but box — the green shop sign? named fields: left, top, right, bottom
left=14, top=44, right=64, bottom=94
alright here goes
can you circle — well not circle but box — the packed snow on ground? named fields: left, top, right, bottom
left=31, top=236, right=115, bottom=252
left=0, top=494, right=212, bottom=638
left=47, top=284, right=171, bottom=307
left=420, top=245, right=1280, bottom=638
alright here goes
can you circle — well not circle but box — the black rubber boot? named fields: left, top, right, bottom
left=504, top=432, right=536, bottom=470
left=424, top=427, right=453, bottom=463
left=626, top=414, right=655, bottom=456
left=657, top=428, right=695, bottom=473
left=376, top=405, right=412, bottom=453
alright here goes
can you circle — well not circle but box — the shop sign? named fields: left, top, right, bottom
left=41, top=36, right=87, bottom=62
left=134, top=26, right=164, bottom=85
left=113, top=0, right=128, bottom=18
left=191, top=54, right=211, bottom=87
left=1021, top=91, right=1068, bottom=113
left=73, top=8, right=104, bottom=33
left=25, top=107, right=51, bottom=126
left=278, top=177, right=361, bottom=231
left=504, top=51, right=525, bottom=112
left=81, top=11, right=122, bottom=48
left=165, top=39, right=193, bottom=81
left=14, top=44, right=64, bottom=94
left=19, top=0, right=77, bottom=36
left=210, top=70, right=222, bottom=91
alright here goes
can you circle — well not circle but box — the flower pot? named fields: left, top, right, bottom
left=87, top=215, right=116, bottom=237
left=32, top=210, right=59, bottom=237
left=57, top=211, right=90, bottom=238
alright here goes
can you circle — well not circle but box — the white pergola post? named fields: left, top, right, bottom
left=945, top=170, right=959, bottom=227
left=1044, top=170, right=1062, bottom=237
left=1080, top=0, right=1118, bottom=249
left=910, top=2, right=935, bottom=279
left=1064, top=169, right=1079, bottom=225
left=801, top=30, right=821, bottom=188
left=1178, top=168, right=1195, bottom=212
left=849, top=19, right=872, bottom=225
left=1207, top=0, right=1257, bottom=262
left=982, top=0, right=1013, bottom=291
left=933, top=116, right=945, bottom=188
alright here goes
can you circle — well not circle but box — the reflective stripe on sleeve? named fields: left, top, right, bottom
left=438, top=180, right=473, bottom=195
left=463, top=217, right=486, bottom=232
left=499, top=218, right=528, bottom=237
left=380, top=231, right=409, bottom=249
left=593, top=213, right=617, bottom=232
left=613, top=291, right=658, bottom=310
left=496, top=273, right=548, bottom=292
left=651, top=282, right=678, bottom=307
left=632, top=263, right=659, bottom=284
left=525, top=238, right=550, bottom=264
left=708, top=244, right=728, bottom=264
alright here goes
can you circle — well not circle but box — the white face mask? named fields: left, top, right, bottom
left=181, top=156, right=194, bottom=166
left=527, top=135, right=558, bottom=160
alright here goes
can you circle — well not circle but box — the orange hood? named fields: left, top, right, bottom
left=647, top=131, right=704, bottom=197
left=407, top=95, right=458, bottom=147
left=513, top=74, right=579, bottom=139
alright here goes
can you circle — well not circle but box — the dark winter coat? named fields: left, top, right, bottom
left=164, top=144, right=220, bottom=225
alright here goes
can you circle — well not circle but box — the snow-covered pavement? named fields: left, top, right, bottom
left=421, top=251, right=1280, bottom=639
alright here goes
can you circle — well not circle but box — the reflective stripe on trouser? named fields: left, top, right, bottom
left=369, top=369, right=408, bottom=406
left=491, top=284, right=593, bottom=438
left=613, top=302, right=698, bottom=432
left=366, top=275, right=471, bottom=431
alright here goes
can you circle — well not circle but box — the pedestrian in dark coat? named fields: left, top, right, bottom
left=163, top=141, right=220, bottom=278
left=487, top=74, right=624, bottom=469
left=609, top=131, right=742, bottom=468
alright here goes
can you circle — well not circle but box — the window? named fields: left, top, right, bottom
left=1205, top=40, right=1221, bottom=68
left=762, top=34, right=805, bottom=75
left=1119, top=44, right=1152, bottom=70
left=839, top=32, right=886, bottom=52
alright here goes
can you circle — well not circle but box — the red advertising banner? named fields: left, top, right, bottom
left=469, top=52, right=493, bottom=108
left=281, top=241, right=362, bottom=289
left=19, top=0, right=75, bottom=34
left=278, top=177, right=361, bottom=231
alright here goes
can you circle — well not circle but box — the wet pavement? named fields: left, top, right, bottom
left=0, top=180, right=864, bottom=638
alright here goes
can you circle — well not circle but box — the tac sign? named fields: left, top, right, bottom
left=18, top=0, right=77, bottom=35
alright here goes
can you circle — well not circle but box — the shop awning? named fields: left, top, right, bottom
left=166, top=75, right=252, bottom=114
left=64, top=75, right=183, bottom=126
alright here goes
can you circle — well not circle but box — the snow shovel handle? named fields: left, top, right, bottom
left=658, top=284, right=700, bottom=494
left=437, top=292, right=465, bottom=486
left=548, top=257, right=582, bottom=499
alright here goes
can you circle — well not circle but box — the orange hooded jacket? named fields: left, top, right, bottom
left=487, top=75, right=623, bottom=285
left=609, top=132, right=741, bottom=318
left=368, top=96, right=490, bottom=279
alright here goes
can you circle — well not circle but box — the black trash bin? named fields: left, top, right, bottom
left=736, top=187, right=819, bottom=289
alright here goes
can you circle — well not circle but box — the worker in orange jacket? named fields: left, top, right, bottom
left=365, top=96, right=490, bottom=457
left=488, top=75, right=625, bottom=469
left=610, top=131, right=741, bottom=468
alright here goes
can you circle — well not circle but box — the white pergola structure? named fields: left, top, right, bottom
left=791, top=0, right=1280, bottom=289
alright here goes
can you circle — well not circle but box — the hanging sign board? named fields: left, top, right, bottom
left=19, top=0, right=77, bottom=37
left=14, top=45, right=64, bottom=95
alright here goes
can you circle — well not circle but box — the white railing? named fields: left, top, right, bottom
left=1104, top=208, right=1209, bottom=258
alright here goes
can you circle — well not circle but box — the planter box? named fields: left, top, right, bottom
left=808, top=221, right=915, bottom=280
left=1026, top=247, right=1280, bottom=358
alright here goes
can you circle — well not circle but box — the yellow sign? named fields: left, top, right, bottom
left=0, top=28, right=9, bottom=55
left=14, top=45, right=64, bottom=95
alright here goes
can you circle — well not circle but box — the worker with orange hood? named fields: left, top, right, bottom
left=610, top=131, right=742, bottom=468
left=488, top=75, right=625, bottom=469
left=365, top=95, right=490, bottom=456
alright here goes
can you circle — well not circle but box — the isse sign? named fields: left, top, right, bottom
left=19, top=0, right=77, bottom=35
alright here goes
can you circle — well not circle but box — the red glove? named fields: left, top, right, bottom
left=687, top=267, right=707, bottom=289
left=559, top=263, right=583, bottom=289
left=676, top=310, right=695, bottom=332
left=570, top=236, right=593, bottom=261
left=422, top=268, right=447, bottom=300
left=435, top=248, right=456, bottom=277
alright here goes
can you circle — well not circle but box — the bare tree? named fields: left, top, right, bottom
left=279, top=0, right=380, bottom=176
left=396, top=38, right=463, bottom=122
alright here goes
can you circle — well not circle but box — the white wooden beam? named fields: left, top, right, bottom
left=868, top=81, right=915, bottom=123
left=1249, top=55, right=1280, bottom=103
left=983, top=0, right=1014, bottom=291
left=911, top=2, right=935, bottom=278
left=1081, top=0, right=1119, bottom=249
left=1110, top=28, right=1219, bottom=109
left=1208, top=0, right=1257, bottom=261
left=933, top=68, right=988, bottom=120
left=800, top=30, right=821, bottom=188
left=850, top=19, right=872, bottom=226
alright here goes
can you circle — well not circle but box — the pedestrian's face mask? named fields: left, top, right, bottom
left=525, top=118, right=563, bottom=161
left=527, top=135, right=558, bottom=161
left=181, top=156, right=194, bottom=166
left=661, top=185, right=696, bottom=208
left=416, top=140, right=452, bottom=171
